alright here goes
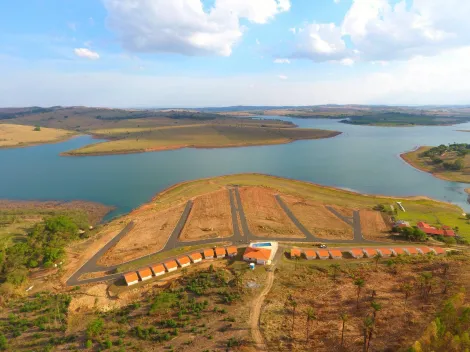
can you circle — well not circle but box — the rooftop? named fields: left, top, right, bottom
left=226, top=246, right=237, bottom=255
left=137, top=268, right=152, bottom=278
left=150, top=264, right=165, bottom=273
left=164, top=260, right=178, bottom=269
left=291, top=249, right=301, bottom=257
left=124, top=272, right=139, bottom=283
left=243, top=247, right=272, bottom=261
left=203, top=249, right=214, bottom=256
left=214, top=247, right=226, bottom=255
left=317, top=250, right=329, bottom=257
left=329, top=250, right=342, bottom=257
left=304, top=249, right=316, bottom=257
left=189, top=252, right=203, bottom=260
left=177, top=256, right=191, bottom=265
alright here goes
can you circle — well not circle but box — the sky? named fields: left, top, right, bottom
left=1, top=0, right=470, bottom=107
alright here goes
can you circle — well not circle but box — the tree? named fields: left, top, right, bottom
left=418, top=272, right=434, bottom=301
left=354, top=278, right=365, bottom=310
left=289, top=298, right=298, bottom=337
left=371, top=301, right=382, bottom=321
left=330, top=263, right=341, bottom=281
left=400, top=283, right=413, bottom=312
left=305, top=307, right=316, bottom=342
left=0, top=333, right=7, bottom=351
left=33, top=125, right=41, bottom=131
left=86, top=318, right=104, bottom=339
left=363, top=316, right=374, bottom=352
left=373, top=253, right=382, bottom=271
left=340, top=313, right=349, bottom=348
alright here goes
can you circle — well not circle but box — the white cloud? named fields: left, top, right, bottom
left=292, top=0, right=470, bottom=63
left=256, top=39, right=261, bottom=45
left=339, top=58, right=355, bottom=66
left=289, top=27, right=296, bottom=34
left=103, top=0, right=291, bottom=56
left=74, top=48, right=100, bottom=60
left=278, top=74, right=288, bottom=80
left=334, top=0, right=340, bottom=3
left=274, top=58, right=290, bottom=64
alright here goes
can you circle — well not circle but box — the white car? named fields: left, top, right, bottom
left=319, top=244, right=327, bottom=248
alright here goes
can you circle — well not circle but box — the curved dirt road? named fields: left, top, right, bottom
left=250, top=270, right=275, bottom=351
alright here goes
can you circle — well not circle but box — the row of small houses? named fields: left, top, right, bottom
left=123, top=246, right=238, bottom=286
left=290, top=246, right=446, bottom=260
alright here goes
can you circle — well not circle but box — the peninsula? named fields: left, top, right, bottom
left=401, top=143, right=470, bottom=183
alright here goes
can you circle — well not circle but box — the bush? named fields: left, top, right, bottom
left=33, top=126, right=41, bottom=131
left=86, top=318, right=104, bottom=339
left=85, top=339, right=92, bottom=348
left=0, top=333, right=7, bottom=350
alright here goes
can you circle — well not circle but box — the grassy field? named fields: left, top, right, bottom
left=402, top=146, right=470, bottom=183
left=64, top=124, right=340, bottom=155
left=148, top=174, right=470, bottom=238
left=0, top=123, right=74, bottom=148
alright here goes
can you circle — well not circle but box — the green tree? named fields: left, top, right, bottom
left=354, top=278, right=365, bottom=310
left=0, top=333, right=7, bottom=351
left=86, top=318, right=104, bottom=339
left=371, top=301, right=382, bottom=321
left=330, top=263, right=341, bottom=281
left=33, top=125, right=41, bottom=131
left=363, top=316, right=375, bottom=352
left=85, top=340, right=92, bottom=348
left=373, top=253, right=382, bottom=271
left=305, top=307, right=316, bottom=342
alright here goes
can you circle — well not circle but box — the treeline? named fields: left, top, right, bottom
left=420, top=144, right=470, bottom=171
left=95, top=110, right=221, bottom=121
left=411, top=292, right=470, bottom=351
left=0, top=215, right=87, bottom=288
left=341, top=113, right=470, bottom=126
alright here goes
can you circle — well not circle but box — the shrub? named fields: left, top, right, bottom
left=0, top=333, right=7, bottom=350
left=33, top=126, right=41, bottom=131
left=86, top=318, right=104, bottom=339
left=85, top=339, right=92, bottom=348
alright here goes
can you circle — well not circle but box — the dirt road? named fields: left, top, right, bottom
left=250, top=270, right=275, bottom=351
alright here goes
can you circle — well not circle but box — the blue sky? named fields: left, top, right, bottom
left=1, top=0, right=470, bottom=107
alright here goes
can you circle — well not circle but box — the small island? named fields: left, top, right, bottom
left=401, top=143, right=470, bottom=183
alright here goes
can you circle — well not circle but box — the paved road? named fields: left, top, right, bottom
left=67, top=188, right=382, bottom=286
left=326, top=206, right=354, bottom=226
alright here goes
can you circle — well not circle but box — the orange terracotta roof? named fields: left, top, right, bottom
left=317, top=250, right=329, bottom=257
left=393, top=248, right=405, bottom=255
left=214, top=247, right=226, bottom=256
left=291, top=249, right=301, bottom=257
left=350, top=249, right=363, bottom=257
left=189, top=252, right=203, bottom=260
left=406, top=247, right=418, bottom=254
left=177, top=256, right=191, bottom=265
left=304, top=250, right=316, bottom=258
left=363, top=248, right=377, bottom=256
left=164, top=260, right=178, bottom=269
left=243, top=247, right=271, bottom=260
left=432, top=247, right=445, bottom=254
left=329, top=250, right=342, bottom=257
left=203, top=249, right=214, bottom=257
left=226, top=246, right=237, bottom=255
left=138, top=268, right=152, bottom=278
left=418, top=247, right=432, bottom=254
left=378, top=248, right=392, bottom=255
left=124, top=272, right=139, bottom=283
left=150, top=264, right=165, bottom=273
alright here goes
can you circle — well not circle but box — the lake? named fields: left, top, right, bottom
left=1, top=117, right=470, bottom=220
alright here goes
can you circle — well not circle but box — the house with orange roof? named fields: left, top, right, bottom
left=431, top=247, right=446, bottom=255
left=349, top=249, right=364, bottom=259
left=214, top=247, right=226, bottom=259
left=304, top=249, right=316, bottom=260
left=150, top=264, right=165, bottom=277
left=137, top=268, right=152, bottom=281
left=316, top=250, right=330, bottom=260
left=376, top=248, right=392, bottom=257
left=123, top=272, right=139, bottom=286
left=243, top=247, right=272, bottom=265
left=392, top=248, right=406, bottom=256
left=362, top=248, right=377, bottom=258
left=203, top=249, right=214, bottom=259
left=226, top=246, right=238, bottom=258
left=177, top=256, right=191, bottom=268
left=291, top=248, right=301, bottom=259
left=189, top=252, right=203, bottom=263
left=329, top=250, right=343, bottom=259
left=404, top=247, right=418, bottom=255
left=164, top=260, right=178, bottom=272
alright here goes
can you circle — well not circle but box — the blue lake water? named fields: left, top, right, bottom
left=1, top=117, right=470, bottom=220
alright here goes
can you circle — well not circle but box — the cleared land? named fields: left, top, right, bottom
left=180, top=189, right=232, bottom=241
left=0, top=123, right=74, bottom=148
left=262, top=253, right=470, bottom=351
left=238, top=187, right=304, bottom=238
left=283, top=195, right=353, bottom=240
left=402, top=146, right=470, bottom=183
left=359, top=209, right=390, bottom=240
left=97, top=203, right=186, bottom=266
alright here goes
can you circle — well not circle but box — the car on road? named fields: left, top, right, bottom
left=319, top=244, right=327, bottom=248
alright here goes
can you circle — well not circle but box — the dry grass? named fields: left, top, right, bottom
left=97, top=203, right=186, bottom=266
left=239, top=187, right=304, bottom=238
left=360, top=210, right=391, bottom=240
left=261, top=255, right=470, bottom=352
left=180, top=189, right=233, bottom=241
left=283, top=195, right=353, bottom=240
left=0, top=123, right=74, bottom=148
